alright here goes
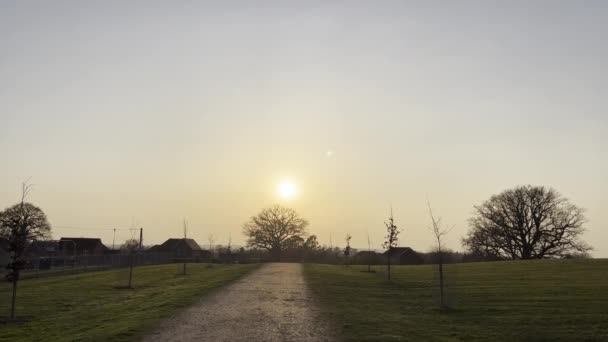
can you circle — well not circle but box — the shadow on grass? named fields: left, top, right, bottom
left=431, top=306, right=462, bottom=314
left=113, top=285, right=134, bottom=290
left=0, top=316, right=33, bottom=325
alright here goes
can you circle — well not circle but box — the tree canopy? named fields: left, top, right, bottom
left=382, top=211, right=399, bottom=254
left=0, top=202, right=51, bottom=258
left=0, top=184, right=52, bottom=320
left=242, top=205, right=309, bottom=261
left=463, top=185, right=590, bottom=260
left=120, top=238, right=140, bottom=252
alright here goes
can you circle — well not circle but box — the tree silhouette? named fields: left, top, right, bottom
left=242, top=205, right=309, bottom=261
left=382, top=208, right=400, bottom=280
left=120, top=238, right=139, bottom=252
left=343, top=233, right=352, bottom=266
left=427, top=201, right=452, bottom=309
left=0, top=183, right=51, bottom=320
left=463, top=185, right=590, bottom=259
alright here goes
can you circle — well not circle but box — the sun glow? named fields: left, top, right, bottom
left=277, top=180, right=298, bottom=200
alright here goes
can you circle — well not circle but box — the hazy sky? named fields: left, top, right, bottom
left=1, top=1, right=607, bottom=256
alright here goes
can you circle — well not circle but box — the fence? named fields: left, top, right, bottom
left=1, top=252, right=176, bottom=279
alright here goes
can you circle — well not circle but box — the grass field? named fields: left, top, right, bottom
left=0, top=263, right=258, bottom=342
left=305, top=260, right=608, bottom=342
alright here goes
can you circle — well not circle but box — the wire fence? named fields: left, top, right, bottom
left=1, top=252, right=180, bottom=280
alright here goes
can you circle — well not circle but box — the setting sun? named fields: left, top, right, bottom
left=2, top=2, right=608, bottom=340
left=277, top=180, right=298, bottom=200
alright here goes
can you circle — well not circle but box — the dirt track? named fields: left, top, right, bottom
left=143, top=263, right=337, bottom=342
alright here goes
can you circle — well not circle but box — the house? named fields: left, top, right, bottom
left=149, top=238, right=210, bottom=260
left=146, top=244, right=161, bottom=253
left=59, top=237, right=109, bottom=255
left=26, top=240, right=61, bottom=258
left=24, top=240, right=63, bottom=269
left=383, top=247, right=424, bottom=265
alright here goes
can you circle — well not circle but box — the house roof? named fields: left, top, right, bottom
left=29, top=240, right=60, bottom=253
left=59, top=237, right=108, bottom=252
left=159, top=238, right=202, bottom=251
left=382, top=247, right=416, bottom=256
left=146, top=244, right=161, bottom=252
left=356, top=251, right=380, bottom=256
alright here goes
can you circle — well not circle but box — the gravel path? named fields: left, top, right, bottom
left=143, top=263, right=337, bottom=342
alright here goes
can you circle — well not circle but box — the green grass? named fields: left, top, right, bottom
left=0, top=263, right=258, bottom=342
left=304, top=260, right=608, bottom=342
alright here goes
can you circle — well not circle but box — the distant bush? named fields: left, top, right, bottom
left=563, top=252, right=592, bottom=259
left=423, top=249, right=464, bottom=264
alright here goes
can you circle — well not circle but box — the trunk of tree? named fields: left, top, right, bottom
left=438, top=252, right=445, bottom=309
left=272, top=246, right=281, bottom=262
left=521, top=244, right=532, bottom=259
left=10, top=277, right=18, bottom=320
left=128, top=251, right=134, bottom=288
left=387, top=254, right=391, bottom=280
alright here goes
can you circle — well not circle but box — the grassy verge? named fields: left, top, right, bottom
left=304, top=260, right=608, bottom=341
left=0, top=263, right=259, bottom=341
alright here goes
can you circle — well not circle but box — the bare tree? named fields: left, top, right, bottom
left=0, top=183, right=51, bottom=320
left=343, top=233, right=352, bottom=266
left=304, top=235, right=319, bottom=251
left=302, top=235, right=319, bottom=261
left=120, top=238, right=139, bottom=252
left=207, top=234, right=215, bottom=252
left=242, top=205, right=309, bottom=261
left=427, top=201, right=453, bottom=309
left=182, top=219, right=188, bottom=274
left=367, top=231, right=372, bottom=272
left=463, top=185, right=591, bottom=259
left=225, top=233, right=233, bottom=263
left=207, top=233, right=215, bottom=265
left=124, top=228, right=143, bottom=289
left=382, top=208, right=400, bottom=280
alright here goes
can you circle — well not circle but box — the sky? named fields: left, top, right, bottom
left=1, top=1, right=607, bottom=256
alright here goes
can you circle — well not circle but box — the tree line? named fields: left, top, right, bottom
left=1, top=184, right=592, bottom=320
left=242, top=185, right=592, bottom=263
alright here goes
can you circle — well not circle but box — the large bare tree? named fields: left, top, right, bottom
left=463, top=185, right=590, bottom=260
left=0, top=183, right=51, bottom=320
left=242, top=205, right=309, bottom=261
